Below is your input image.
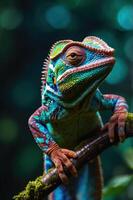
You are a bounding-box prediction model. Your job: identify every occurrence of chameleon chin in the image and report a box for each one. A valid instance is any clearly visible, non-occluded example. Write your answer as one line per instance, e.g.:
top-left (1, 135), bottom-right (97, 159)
top-left (28, 36), bottom-right (128, 200)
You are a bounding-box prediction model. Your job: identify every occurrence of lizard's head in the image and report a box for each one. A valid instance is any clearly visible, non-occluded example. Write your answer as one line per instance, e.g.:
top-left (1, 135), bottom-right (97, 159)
top-left (44, 36), bottom-right (115, 106)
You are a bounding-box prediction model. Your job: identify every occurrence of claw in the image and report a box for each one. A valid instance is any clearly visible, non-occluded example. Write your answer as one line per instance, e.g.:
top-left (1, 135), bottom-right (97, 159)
top-left (102, 112), bottom-right (127, 143)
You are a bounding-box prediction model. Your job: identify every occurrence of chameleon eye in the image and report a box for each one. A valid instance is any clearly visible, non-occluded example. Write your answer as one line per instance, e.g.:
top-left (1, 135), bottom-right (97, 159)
top-left (65, 46), bottom-right (86, 66)
top-left (69, 53), bottom-right (77, 58)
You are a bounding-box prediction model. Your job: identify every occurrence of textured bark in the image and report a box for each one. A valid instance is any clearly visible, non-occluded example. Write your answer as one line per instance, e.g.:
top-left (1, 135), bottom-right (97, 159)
top-left (13, 113), bottom-right (133, 200)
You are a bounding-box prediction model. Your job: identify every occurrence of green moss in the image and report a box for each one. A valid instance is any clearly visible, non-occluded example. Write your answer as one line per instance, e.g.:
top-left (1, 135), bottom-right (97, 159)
top-left (126, 113), bottom-right (133, 133)
top-left (13, 176), bottom-right (51, 200)
top-left (127, 113), bottom-right (133, 121)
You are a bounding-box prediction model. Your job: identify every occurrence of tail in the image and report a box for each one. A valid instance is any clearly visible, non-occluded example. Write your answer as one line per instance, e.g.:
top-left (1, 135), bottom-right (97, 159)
top-left (88, 156), bottom-right (104, 200)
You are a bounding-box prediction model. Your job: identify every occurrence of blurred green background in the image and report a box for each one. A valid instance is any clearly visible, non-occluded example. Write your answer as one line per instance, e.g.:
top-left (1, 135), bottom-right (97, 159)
top-left (0, 0), bottom-right (133, 199)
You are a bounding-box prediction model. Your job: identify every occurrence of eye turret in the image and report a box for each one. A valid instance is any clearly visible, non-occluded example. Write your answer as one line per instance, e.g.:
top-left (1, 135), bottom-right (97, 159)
top-left (65, 46), bottom-right (86, 66)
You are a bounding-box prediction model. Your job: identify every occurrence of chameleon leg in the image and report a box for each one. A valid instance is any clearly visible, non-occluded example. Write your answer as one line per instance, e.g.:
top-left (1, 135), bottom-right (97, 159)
top-left (44, 154), bottom-right (77, 200)
top-left (88, 156), bottom-right (103, 200)
top-left (43, 154), bottom-right (92, 200)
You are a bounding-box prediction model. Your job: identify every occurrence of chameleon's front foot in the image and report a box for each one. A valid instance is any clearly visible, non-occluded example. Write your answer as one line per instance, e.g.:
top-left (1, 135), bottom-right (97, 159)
top-left (47, 143), bottom-right (78, 184)
top-left (102, 112), bottom-right (128, 143)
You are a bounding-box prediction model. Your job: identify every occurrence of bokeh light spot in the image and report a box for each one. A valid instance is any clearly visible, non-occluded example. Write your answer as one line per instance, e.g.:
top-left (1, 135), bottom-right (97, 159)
top-left (0, 118), bottom-right (18, 143)
top-left (11, 80), bottom-right (37, 108)
top-left (45, 5), bottom-right (71, 29)
top-left (13, 146), bottom-right (41, 177)
top-left (0, 7), bottom-right (23, 30)
top-left (117, 5), bottom-right (133, 30)
top-left (124, 36), bottom-right (133, 62)
top-left (106, 59), bottom-right (128, 85)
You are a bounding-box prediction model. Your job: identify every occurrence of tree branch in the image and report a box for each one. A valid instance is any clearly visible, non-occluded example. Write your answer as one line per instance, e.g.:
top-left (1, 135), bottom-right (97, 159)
top-left (13, 113), bottom-right (133, 200)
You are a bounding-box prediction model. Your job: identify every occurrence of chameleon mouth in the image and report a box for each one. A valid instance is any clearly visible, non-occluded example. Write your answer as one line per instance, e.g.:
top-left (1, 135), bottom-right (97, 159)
top-left (57, 57), bottom-right (115, 83)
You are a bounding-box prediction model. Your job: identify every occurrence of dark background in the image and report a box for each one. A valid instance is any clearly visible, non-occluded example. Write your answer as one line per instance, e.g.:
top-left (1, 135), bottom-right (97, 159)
top-left (0, 0), bottom-right (133, 199)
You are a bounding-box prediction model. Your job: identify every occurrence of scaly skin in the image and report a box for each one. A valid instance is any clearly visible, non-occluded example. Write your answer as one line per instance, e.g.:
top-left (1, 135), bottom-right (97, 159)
top-left (28, 36), bottom-right (128, 200)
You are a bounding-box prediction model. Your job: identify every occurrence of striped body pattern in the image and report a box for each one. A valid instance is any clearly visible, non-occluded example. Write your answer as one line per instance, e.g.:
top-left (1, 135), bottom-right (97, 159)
top-left (28, 36), bottom-right (128, 200)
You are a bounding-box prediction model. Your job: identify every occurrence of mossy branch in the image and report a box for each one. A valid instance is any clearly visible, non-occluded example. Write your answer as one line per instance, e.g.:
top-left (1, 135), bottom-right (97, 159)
top-left (13, 113), bottom-right (133, 200)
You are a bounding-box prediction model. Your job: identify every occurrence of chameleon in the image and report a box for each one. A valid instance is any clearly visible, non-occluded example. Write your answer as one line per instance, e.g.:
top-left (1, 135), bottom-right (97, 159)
top-left (28, 36), bottom-right (128, 200)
